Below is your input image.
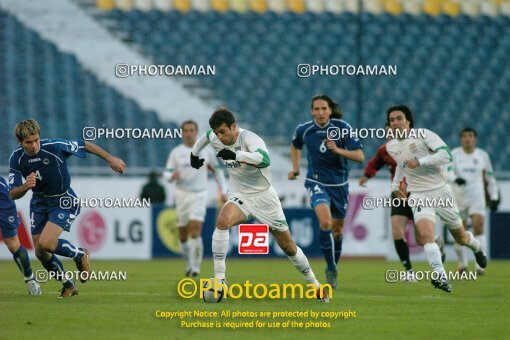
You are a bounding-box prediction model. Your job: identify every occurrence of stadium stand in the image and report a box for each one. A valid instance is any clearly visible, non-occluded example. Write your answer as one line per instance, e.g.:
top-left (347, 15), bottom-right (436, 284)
top-left (0, 9), bottom-right (180, 170)
top-left (1, 0), bottom-right (509, 172)
top-left (98, 4), bottom-right (510, 170)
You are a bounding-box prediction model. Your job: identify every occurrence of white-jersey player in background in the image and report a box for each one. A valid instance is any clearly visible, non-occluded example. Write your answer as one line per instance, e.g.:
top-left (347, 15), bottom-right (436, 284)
top-left (164, 120), bottom-right (228, 278)
top-left (385, 105), bottom-right (487, 293)
top-left (447, 127), bottom-right (499, 275)
top-left (191, 108), bottom-right (329, 302)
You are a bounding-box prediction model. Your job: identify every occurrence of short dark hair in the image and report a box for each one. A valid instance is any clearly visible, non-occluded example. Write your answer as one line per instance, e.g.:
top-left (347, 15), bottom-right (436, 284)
top-left (311, 94), bottom-right (343, 119)
top-left (460, 127), bottom-right (477, 137)
top-left (386, 104), bottom-right (414, 128)
top-left (209, 108), bottom-right (236, 130)
top-left (181, 120), bottom-right (198, 130)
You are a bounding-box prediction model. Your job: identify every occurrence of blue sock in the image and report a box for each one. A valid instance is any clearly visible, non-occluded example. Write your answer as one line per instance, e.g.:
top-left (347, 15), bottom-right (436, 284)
top-left (319, 230), bottom-right (336, 271)
top-left (13, 246), bottom-right (33, 281)
top-left (54, 239), bottom-right (84, 260)
top-left (334, 237), bottom-right (343, 265)
top-left (42, 254), bottom-right (74, 287)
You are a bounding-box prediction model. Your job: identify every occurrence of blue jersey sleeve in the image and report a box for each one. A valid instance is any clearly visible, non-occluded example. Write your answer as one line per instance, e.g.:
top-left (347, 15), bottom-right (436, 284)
top-left (291, 125), bottom-right (305, 150)
top-left (8, 151), bottom-right (23, 188)
top-left (341, 121), bottom-right (363, 150)
top-left (53, 139), bottom-right (87, 158)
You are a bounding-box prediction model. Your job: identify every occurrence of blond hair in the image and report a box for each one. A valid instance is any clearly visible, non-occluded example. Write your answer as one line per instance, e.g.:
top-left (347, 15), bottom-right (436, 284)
top-left (15, 119), bottom-right (40, 141)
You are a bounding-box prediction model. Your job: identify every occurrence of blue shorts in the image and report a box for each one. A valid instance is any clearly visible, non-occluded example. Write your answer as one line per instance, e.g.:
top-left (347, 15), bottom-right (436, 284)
top-left (0, 214), bottom-right (20, 238)
top-left (30, 189), bottom-right (80, 235)
top-left (305, 180), bottom-right (349, 219)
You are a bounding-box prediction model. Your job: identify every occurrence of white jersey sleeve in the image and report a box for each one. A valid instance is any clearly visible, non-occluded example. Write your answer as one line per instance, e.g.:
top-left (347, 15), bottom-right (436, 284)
top-left (235, 132), bottom-right (270, 168)
top-left (163, 148), bottom-right (178, 182)
top-left (386, 128), bottom-right (452, 192)
top-left (483, 150), bottom-right (499, 200)
top-left (206, 128), bottom-right (272, 195)
top-left (417, 130), bottom-right (452, 167)
top-left (191, 130), bottom-right (213, 157)
top-left (446, 147), bottom-right (463, 184)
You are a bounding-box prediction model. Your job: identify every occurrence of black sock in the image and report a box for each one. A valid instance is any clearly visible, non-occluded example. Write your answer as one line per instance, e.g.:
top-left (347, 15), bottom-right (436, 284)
top-left (334, 237), bottom-right (343, 265)
top-left (394, 238), bottom-right (412, 271)
top-left (12, 246), bottom-right (33, 280)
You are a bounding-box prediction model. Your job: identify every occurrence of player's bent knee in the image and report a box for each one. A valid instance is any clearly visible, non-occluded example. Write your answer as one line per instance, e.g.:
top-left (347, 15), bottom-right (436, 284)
top-left (38, 238), bottom-right (57, 253)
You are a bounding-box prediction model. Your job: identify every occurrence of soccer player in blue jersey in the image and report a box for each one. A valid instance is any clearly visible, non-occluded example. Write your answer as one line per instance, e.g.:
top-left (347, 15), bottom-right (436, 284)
top-left (9, 119), bottom-right (126, 298)
top-left (289, 95), bottom-right (364, 288)
top-left (1, 175), bottom-right (41, 295)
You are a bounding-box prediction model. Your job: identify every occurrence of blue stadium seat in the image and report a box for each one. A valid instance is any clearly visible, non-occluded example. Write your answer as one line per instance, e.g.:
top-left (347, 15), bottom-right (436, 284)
top-left (3, 7), bottom-right (509, 170)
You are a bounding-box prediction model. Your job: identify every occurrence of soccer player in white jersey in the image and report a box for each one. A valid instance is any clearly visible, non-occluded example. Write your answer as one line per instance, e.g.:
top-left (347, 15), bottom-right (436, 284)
top-left (447, 127), bottom-right (499, 275)
top-left (385, 105), bottom-right (487, 293)
top-left (164, 120), bottom-right (228, 278)
top-left (191, 108), bottom-right (329, 302)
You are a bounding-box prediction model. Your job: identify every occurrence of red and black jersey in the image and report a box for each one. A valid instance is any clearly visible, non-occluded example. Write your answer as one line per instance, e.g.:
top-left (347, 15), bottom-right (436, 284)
top-left (363, 143), bottom-right (397, 180)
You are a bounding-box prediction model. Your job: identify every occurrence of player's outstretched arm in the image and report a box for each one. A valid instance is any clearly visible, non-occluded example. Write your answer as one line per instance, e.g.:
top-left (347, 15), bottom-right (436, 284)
top-left (84, 141), bottom-right (126, 174)
top-left (9, 172), bottom-right (36, 200)
top-left (288, 144), bottom-right (301, 180)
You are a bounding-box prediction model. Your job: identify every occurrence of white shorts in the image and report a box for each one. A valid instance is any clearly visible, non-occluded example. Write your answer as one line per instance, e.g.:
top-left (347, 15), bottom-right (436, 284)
top-left (175, 188), bottom-right (207, 227)
top-left (227, 186), bottom-right (288, 232)
top-left (410, 184), bottom-right (463, 230)
top-left (455, 194), bottom-right (487, 220)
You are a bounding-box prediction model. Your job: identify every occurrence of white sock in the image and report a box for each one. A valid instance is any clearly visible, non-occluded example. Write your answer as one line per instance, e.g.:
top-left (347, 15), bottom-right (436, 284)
top-left (180, 241), bottom-right (190, 272)
top-left (212, 228), bottom-right (229, 280)
top-left (454, 242), bottom-right (468, 268)
top-left (465, 231), bottom-right (481, 253)
top-left (287, 246), bottom-right (320, 289)
top-left (424, 243), bottom-right (446, 278)
top-left (475, 234), bottom-right (486, 269)
top-left (189, 237), bottom-right (203, 273)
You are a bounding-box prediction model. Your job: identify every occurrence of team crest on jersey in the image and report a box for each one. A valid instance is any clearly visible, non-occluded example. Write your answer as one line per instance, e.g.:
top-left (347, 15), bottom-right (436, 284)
top-left (70, 141), bottom-right (79, 152)
top-left (8, 216), bottom-right (15, 223)
top-left (409, 143), bottom-right (417, 153)
top-left (58, 213), bottom-right (65, 219)
top-left (473, 159), bottom-right (478, 165)
top-left (43, 158), bottom-right (50, 165)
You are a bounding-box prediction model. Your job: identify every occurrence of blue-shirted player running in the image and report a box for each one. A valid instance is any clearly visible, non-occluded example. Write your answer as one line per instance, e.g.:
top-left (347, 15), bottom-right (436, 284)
top-left (9, 119), bottom-right (126, 298)
top-left (289, 95), bottom-right (364, 288)
top-left (1, 175), bottom-right (41, 295)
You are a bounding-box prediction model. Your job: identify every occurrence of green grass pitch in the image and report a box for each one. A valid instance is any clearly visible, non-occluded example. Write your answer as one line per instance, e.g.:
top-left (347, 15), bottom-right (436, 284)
top-left (1, 258), bottom-right (509, 339)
